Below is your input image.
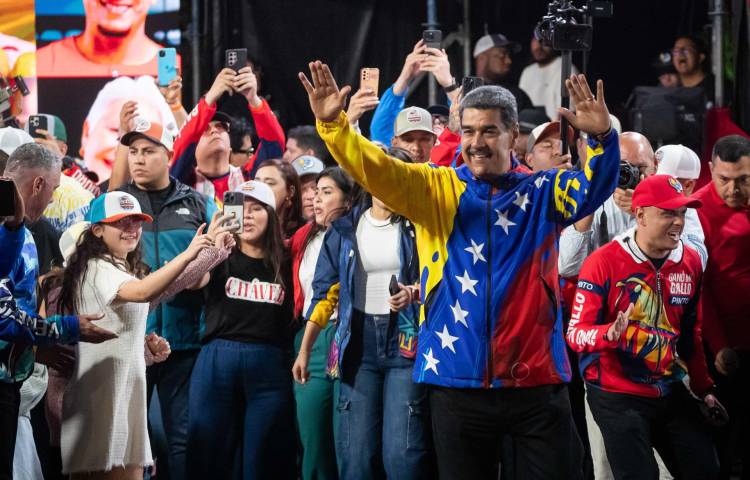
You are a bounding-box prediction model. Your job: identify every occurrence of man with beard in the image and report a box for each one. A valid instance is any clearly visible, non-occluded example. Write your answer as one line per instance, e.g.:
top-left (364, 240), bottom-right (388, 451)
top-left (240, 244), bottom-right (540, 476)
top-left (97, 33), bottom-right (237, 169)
top-left (473, 34), bottom-right (532, 113)
top-left (520, 37), bottom-right (579, 121)
top-left (37, 0), bottom-right (175, 77)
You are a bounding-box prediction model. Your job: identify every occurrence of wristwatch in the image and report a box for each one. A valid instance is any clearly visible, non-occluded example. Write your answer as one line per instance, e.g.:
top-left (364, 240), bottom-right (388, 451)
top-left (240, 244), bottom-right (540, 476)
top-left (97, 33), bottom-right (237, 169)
top-left (443, 79), bottom-right (459, 94)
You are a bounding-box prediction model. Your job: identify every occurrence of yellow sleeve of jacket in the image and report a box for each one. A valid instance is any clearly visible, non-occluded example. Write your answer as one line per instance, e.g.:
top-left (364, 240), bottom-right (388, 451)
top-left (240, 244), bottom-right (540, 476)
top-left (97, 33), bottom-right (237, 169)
top-left (307, 282), bottom-right (340, 329)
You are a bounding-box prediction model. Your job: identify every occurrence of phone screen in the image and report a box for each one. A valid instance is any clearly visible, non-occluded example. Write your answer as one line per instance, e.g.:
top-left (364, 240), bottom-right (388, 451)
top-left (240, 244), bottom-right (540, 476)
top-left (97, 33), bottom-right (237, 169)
top-left (0, 180), bottom-right (16, 217)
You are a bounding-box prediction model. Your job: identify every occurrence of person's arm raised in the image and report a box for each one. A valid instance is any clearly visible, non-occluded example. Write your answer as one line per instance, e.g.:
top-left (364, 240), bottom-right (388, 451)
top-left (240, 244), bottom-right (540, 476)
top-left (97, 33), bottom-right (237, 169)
top-left (116, 225), bottom-right (213, 303)
top-left (551, 74), bottom-right (619, 225)
top-left (299, 60), bottom-right (452, 225)
top-left (108, 101), bottom-right (138, 191)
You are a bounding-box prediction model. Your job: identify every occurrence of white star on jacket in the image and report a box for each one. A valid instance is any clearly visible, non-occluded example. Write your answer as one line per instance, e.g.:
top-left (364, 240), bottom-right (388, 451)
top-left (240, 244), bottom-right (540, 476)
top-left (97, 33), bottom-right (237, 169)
top-left (455, 270), bottom-right (479, 296)
top-left (494, 209), bottom-right (516, 234)
top-left (450, 299), bottom-right (469, 327)
top-left (513, 191), bottom-right (531, 212)
top-left (436, 325), bottom-right (459, 353)
top-left (464, 239), bottom-right (486, 264)
top-left (423, 348), bottom-right (440, 374)
top-left (534, 176), bottom-right (550, 189)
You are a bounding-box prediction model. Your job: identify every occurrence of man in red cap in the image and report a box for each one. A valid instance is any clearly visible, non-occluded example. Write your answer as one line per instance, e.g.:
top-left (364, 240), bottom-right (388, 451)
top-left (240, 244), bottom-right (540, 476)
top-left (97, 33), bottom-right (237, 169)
top-left (566, 174), bottom-right (725, 480)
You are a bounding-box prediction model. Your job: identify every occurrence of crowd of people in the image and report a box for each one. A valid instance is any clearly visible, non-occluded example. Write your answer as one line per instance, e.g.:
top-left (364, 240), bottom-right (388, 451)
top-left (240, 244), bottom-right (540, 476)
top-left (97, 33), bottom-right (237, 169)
top-left (0, 27), bottom-right (748, 480)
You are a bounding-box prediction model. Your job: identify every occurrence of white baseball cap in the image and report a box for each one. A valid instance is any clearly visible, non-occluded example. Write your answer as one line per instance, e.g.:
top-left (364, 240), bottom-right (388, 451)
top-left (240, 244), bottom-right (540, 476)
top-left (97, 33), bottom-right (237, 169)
top-left (292, 155), bottom-right (325, 178)
top-left (59, 221), bottom-right (91, 265)
top-left (0, 127), bottom-right (33, 156)
top-left (473, 33), bottom-right (521, 58)
top-left (120, 117), bottom-right (175, 152)
top-left (234, 180), bottom-right (276, 210)
top-left (394, 107), bottom-right (435, 137)
top-left (655, 144), bottom-right (701, 180)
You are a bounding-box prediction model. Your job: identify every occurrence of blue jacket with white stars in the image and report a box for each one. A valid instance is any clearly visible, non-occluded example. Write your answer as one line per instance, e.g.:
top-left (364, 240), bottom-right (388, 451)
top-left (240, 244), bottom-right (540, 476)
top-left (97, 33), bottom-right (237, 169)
top-left (316, 111), bottom-right (620, 389)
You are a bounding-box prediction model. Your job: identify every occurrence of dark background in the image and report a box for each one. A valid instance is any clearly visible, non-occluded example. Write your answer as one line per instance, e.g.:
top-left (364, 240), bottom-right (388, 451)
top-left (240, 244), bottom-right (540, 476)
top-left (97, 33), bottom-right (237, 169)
top-left (184, 0), bottom-right (715, 134)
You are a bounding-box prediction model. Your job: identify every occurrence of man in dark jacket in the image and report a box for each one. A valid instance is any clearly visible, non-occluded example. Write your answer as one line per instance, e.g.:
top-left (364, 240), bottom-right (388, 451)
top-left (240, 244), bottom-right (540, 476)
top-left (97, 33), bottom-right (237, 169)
top-left (116, 118), bottom-right (218, 480)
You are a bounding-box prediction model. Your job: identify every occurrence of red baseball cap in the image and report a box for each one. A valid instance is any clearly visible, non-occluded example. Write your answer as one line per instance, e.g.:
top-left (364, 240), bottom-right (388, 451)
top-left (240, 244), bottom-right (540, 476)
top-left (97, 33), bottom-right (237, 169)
top-left (632, 175), bottom-right (703, 211)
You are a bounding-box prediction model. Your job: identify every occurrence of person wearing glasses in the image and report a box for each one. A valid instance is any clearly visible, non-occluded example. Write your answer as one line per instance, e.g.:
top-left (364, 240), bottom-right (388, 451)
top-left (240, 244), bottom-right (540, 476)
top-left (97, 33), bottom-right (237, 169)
top-left (671, 36), bottom-right (713, 100)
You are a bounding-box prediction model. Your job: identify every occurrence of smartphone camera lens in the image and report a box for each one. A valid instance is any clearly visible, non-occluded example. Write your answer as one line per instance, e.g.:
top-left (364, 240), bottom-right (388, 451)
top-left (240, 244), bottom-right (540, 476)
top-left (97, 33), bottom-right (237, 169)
top-left (159, 50), bottom-right (165, 57)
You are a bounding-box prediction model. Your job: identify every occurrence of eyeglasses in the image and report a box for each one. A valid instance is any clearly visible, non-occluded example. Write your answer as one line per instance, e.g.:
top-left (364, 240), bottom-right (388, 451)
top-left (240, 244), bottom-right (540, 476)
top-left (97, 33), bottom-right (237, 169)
top-left (671, 47), bottom-right (696, 57)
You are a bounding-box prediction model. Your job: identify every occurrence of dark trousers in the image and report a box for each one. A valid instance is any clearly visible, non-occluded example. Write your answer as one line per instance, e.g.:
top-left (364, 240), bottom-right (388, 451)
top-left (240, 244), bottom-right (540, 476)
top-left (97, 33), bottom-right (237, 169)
top-left (186, 339), bottom-right (296, 480)
top-left (587, 384), bottom-right (719, 480)
top-left (429, 383), bottom-right (582, 480)
top-left (146, 349), bottom-right (197, 480)
top-left (712, 350), bottom-right (750, 480)
top-left (0, 382), bottom-right (20, 480)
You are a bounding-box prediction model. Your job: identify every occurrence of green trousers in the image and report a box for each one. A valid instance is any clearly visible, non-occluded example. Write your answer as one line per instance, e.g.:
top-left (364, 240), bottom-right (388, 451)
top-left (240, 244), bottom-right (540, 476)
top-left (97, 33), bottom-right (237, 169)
top-left (294, 324), bottom-right (339, 480)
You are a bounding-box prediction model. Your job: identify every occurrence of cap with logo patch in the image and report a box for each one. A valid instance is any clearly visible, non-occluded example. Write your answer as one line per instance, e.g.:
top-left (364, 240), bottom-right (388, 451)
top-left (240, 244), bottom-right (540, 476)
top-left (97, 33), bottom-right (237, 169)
top-left (87, 192), bottom-right (153, 224)
top-left (394, 106), bottom-right (435, 137)
top-left (293, 155), bottom-right (325, 178)
top-left (655, 144), bottom-right (701, 180)
top-left (632, 175), bottom-right (702, 211)
top-left (0, 127), bottom-right (33, 156)
top-left (120, 117), bottom-right (174, 152)
top-left (234, 180), bottom-right (276, 211)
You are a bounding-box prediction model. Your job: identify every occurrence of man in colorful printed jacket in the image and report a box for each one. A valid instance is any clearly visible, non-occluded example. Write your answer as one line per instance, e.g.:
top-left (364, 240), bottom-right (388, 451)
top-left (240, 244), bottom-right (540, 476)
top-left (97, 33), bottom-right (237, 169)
top-left (300, 60), bottom-right (619, 479)
top-left (170, 65), bottom-right (285, 206)
top-left (567, 174), bottom-right (724, 480)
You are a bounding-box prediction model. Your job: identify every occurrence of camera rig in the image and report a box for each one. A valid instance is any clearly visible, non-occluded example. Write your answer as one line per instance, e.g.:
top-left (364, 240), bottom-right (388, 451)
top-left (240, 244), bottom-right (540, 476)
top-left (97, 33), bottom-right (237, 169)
top-left (0, 75), bottom-right (30, 129)
top-left (535, 1), bottom-right (612, 157)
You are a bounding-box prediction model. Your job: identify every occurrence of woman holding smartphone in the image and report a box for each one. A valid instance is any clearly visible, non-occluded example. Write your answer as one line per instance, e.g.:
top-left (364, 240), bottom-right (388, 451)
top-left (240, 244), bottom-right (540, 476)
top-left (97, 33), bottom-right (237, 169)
top-left (187, 180), bottom-right (298, 480)
top-left (293, 149), bottom-right (429, 479)
top-left (290, 167), bottom-right (354, 480)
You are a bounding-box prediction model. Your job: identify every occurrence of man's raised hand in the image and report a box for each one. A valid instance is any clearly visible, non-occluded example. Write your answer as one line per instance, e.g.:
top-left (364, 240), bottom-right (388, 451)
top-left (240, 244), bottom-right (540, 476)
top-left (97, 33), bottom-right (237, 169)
top-left (299, 61), bottom-right (351, 123)
top-left (606, 303), bottom-right (633, 342)
top-left (559, 74), bottom-right (611, 137)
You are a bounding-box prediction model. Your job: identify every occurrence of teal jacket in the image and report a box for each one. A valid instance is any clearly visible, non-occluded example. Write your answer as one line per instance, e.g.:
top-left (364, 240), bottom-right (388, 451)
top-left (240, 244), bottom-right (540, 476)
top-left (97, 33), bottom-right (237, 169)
top-left (117, 178), bottom-right (217, 350)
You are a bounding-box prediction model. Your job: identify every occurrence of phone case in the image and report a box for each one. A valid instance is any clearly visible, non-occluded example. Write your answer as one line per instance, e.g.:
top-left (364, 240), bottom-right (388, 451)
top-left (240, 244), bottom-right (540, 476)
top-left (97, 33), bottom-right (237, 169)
top-left (423, 30), bottom-right (443, 49)
top-left (157, 48), bottom-right (178, 87)
top-left (223, 192), bottom-right (244, 232)
top-left (360, 68), bottom-right (380, 94)
top-left (27, 115), bottom-right (48, 139)
top-left (225, 49), bottom-right (248, 72)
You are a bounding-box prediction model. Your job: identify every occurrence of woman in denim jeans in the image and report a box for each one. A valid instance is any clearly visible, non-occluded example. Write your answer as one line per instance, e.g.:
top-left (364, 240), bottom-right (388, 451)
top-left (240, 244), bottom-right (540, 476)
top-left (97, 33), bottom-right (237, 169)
top-left (293, 148), bottom-right (430, 479)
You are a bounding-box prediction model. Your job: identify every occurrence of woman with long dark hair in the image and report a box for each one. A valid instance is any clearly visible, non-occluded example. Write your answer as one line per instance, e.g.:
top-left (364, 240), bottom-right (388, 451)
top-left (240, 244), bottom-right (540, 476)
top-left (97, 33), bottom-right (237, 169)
top-left (254, 158), bottom-right (305, 238)
top-left (289, 167), bottom-right (354, 480)
top-left (186, 180), bottom-right (298, 480)
top-left (56, 191), bottom-right (221, 480)
top-left (293, 148), bottom-right (429, 479)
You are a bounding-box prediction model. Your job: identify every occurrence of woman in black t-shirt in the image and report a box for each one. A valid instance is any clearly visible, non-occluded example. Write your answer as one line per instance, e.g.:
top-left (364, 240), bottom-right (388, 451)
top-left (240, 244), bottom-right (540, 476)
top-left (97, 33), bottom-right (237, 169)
top-left (186, 180), bottom-right (298, 480)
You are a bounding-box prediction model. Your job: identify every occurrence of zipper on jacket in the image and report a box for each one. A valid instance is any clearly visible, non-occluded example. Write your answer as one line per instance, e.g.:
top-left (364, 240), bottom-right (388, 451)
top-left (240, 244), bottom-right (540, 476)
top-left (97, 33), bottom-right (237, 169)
top-left (485, 191), bottom-right (493, 387)
top-left (654, 268), bottom-right (664, 373)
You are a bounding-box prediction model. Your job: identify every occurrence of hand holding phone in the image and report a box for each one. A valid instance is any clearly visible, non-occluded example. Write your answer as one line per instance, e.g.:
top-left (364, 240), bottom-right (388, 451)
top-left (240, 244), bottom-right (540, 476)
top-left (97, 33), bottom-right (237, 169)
top-left (222, 192), bottom-right (244, 233)
top-left (0, 178), bottom-right (22, 222)
top-left (225, 48), bottom-right (248, 73)
top-left (360, 68), bottom-right (380, 94)
top-left (157, 48), bottom-right (178, 87)
top-left (27, 115), bottom-right (49, 139)
top-left (389, 275), bottom-right (400, 296)
top-left (422, 30), bottom-right (443, 50)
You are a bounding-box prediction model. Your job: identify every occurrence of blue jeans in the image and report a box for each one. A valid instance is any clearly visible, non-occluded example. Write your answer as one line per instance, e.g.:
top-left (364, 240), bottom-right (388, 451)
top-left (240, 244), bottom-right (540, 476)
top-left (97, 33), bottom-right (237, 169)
top-left (337, 311), bottom-right (429, 480)
top-left (186, 340), bottom-right (296, 480)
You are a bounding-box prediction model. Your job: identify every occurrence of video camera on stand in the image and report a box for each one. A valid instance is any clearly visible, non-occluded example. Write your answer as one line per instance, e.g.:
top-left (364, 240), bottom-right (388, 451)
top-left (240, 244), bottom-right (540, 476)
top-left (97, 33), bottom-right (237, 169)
top-left (0, 75), bottom-right (30, 129)
top-left (535, 1), bottom-right (612, 160)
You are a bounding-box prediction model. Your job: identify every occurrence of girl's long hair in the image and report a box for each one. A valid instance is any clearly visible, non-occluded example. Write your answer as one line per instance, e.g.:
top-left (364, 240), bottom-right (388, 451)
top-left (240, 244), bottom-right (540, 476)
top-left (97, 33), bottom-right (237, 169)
top-left (56, 227), bottom-right (149, 315)
top-left (302, 166), bottom-right (355, 252)
top-left (237, 203), bottom-right (289, 287)
top-left (254, 158), bottom-right (304, 238)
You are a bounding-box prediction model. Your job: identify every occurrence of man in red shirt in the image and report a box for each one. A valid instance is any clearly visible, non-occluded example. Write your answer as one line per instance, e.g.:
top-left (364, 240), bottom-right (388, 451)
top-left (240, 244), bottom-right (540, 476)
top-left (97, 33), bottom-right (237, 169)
top-left (692, 134), bottom-right (750, 479)
top-left (169, 66), bottom-right (285, 207)
top-left (567, 174), bottom-right (725, 480)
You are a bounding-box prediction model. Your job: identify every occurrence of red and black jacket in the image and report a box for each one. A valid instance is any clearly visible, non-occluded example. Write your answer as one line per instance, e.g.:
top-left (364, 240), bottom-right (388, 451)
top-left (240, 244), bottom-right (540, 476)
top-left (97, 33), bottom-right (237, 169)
top-left (566, 227), bottom-right (714, 398)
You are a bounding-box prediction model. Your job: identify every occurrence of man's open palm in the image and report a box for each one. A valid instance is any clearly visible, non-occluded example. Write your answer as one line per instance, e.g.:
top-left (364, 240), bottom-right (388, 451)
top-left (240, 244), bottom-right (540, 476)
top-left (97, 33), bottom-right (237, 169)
top-left (299, 61), bottom-right (351, 123)
top-left (559, 74), bottom-right (611, 137)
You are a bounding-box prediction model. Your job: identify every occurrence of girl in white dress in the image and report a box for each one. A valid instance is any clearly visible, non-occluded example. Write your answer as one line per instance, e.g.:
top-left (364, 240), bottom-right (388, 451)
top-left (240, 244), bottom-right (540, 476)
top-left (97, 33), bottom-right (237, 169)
top-left (55, 192), bottom-right (225, 480)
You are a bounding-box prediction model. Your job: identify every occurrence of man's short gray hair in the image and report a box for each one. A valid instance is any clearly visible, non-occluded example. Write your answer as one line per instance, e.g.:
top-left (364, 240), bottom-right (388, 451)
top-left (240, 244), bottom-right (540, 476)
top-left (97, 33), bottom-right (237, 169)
top-left (459, 85), bottom-right (518, 131)
top-left (4, 143), bottom-right (61, 175)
